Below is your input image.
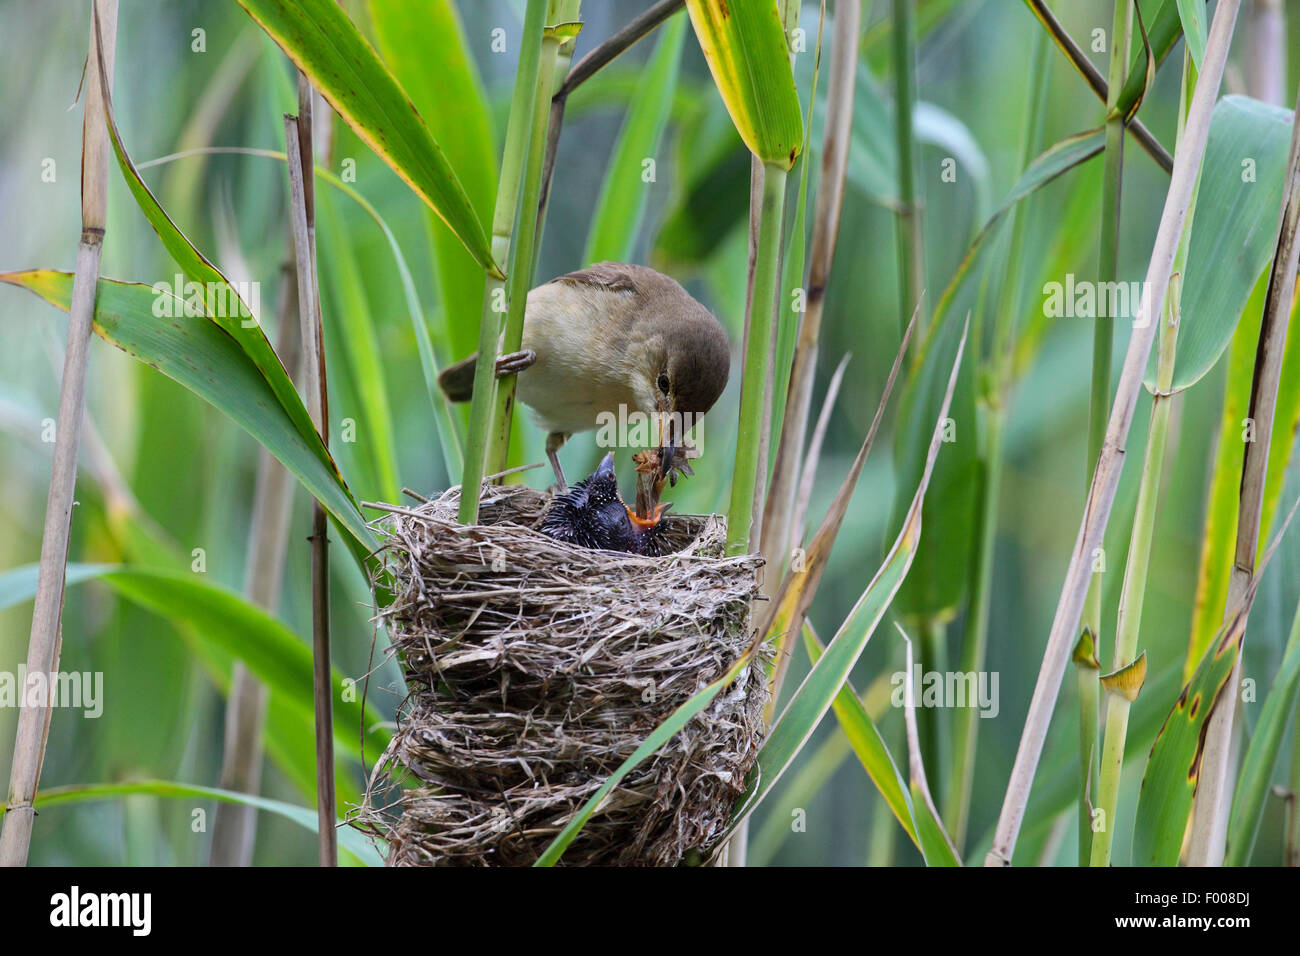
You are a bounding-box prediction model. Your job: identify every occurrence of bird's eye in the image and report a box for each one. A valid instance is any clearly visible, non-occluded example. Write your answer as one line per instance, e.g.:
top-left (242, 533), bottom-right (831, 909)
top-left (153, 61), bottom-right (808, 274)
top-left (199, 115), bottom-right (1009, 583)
top-left (657, 372), bottom-right (671, 394)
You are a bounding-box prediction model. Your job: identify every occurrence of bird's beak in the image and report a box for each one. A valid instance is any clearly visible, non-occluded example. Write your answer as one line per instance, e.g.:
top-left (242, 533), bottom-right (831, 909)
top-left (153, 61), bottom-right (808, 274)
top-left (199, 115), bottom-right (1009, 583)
top-left (656, 399), bottom-right (678, 482)
top-left (659, 441), bottom-right (676, 482)
top-left (626, 500), bottom-right (670, 528)
top-left (596, 451), bottom-right (616, 481)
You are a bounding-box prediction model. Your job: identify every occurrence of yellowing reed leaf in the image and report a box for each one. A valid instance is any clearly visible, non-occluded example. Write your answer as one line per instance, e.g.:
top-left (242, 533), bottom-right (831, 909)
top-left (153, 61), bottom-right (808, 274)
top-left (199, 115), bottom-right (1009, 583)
top-left (1072, 630), bottom-right (1101, 669)
top-left (1100, 651), bottom-right (1147, 702)
top-left (684, 0), bottom-right (803, 168)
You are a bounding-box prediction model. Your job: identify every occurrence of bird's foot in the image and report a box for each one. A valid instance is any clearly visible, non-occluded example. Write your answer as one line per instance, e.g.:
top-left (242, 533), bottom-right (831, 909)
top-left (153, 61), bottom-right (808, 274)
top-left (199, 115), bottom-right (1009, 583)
top-left (495, 349), bottom-right (537, 376)
top-left (546, 452), bottom-right (568, 494)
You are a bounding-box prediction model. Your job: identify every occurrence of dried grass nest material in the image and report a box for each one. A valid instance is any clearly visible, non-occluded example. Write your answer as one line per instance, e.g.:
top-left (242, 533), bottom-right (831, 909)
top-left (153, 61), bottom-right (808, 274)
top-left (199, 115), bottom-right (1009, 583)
top-left (355, 482), bottom-right (767, 867)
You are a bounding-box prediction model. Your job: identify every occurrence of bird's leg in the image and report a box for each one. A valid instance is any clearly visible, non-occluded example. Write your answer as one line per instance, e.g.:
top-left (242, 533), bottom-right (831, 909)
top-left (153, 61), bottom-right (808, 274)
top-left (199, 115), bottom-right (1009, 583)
top-left (494, 349), bottom-right (536, 376)
top-left (545, 431), bottom-right (570, 492)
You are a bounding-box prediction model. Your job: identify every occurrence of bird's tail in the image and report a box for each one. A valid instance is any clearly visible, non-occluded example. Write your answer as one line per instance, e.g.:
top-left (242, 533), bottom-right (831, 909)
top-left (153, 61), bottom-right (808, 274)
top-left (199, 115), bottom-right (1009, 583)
top-left (437, 353), bottom-right (478, 402)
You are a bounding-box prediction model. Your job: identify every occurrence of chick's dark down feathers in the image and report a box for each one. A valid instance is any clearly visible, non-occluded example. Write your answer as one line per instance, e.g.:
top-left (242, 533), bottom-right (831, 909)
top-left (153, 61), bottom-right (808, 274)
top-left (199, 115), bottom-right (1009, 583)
top-left (540, 455), bottom-right (666, 557)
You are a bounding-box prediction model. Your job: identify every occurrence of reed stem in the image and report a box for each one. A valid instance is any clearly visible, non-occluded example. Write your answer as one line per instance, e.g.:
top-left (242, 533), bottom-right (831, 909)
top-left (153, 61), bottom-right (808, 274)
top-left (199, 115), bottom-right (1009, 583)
top-left (0, 0), bottom-right (117, 867)
top-left (1076, 0), bottom-right (1131, 865)
top-left (209, 259), bottom-right (301, 866)
top-left (1190, 74), bottom-right (1300, 867)
top-left (284, 80), bottom-right (336, 865)
top-left (727, 164), bottom-right (788, 556)
top-left (1089, 43), bottom-right (1201, 867)
top-left (1073, 639), bottom-right (1100, 859)
top-left (487, 0), bottom-right (579, 478)
top-left (945, 13), bottom-right (1051, 852)
top-left (458, 0), bottom-right (548, 523)
top-left (1090, 277), bottom-right (1180, 866)
top-left (985, 0), bottom-right (1242, 866)
top-left (1245, 0), bottom-right (1287, 107)
top-left (539, 0), bottom-right (680, 230)
top-left (762, 0), bottom-right (846, 586)
top-left (892, 0), bottom-right (923, 335)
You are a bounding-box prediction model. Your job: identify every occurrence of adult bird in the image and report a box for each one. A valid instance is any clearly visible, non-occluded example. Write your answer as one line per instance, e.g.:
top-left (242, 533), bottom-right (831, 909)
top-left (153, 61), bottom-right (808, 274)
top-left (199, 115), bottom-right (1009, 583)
top-left (438, 262), bottom-right (731, 490)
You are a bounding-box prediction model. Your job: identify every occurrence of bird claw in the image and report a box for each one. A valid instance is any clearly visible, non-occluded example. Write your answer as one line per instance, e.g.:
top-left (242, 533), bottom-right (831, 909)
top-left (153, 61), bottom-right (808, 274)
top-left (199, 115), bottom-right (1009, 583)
top-left (495, 349), bottom-right (537, 376)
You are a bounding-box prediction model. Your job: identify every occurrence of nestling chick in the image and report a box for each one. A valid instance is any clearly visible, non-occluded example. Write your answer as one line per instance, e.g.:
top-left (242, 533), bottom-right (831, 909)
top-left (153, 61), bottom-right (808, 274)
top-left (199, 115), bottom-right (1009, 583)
top-left (539, 453), bottom-right (668, 557)
top-left (438, 262), bottom-right (730, 490)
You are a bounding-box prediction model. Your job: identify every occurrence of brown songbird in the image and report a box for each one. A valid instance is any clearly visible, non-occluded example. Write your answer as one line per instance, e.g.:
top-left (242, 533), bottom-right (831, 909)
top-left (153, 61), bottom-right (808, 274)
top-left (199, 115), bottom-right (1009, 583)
top-left (438, 262), bottom-right (731, 490)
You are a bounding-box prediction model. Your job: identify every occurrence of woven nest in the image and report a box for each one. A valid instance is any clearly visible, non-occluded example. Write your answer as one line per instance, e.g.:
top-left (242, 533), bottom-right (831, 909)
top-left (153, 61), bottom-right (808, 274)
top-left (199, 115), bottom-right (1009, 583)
top-left (355, 481), bottom-right (767, 866)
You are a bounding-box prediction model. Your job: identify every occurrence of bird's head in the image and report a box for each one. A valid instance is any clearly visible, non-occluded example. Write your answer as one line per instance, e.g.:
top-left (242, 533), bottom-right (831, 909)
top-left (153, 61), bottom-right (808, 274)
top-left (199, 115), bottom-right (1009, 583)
top-left (540, 452), bottom-right (629, 550)
top-left (593, 452), bottom-right (668, 548)
top-left (636, 297), bottom-right (731, 474)
top-left (584, 451), bottom-right (628, 521)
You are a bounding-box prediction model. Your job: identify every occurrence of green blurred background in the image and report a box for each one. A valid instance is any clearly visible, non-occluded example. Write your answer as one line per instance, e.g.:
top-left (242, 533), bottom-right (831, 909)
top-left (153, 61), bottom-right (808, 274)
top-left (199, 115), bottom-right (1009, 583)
top-left (1, 0), bottom-right (1298, 865)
